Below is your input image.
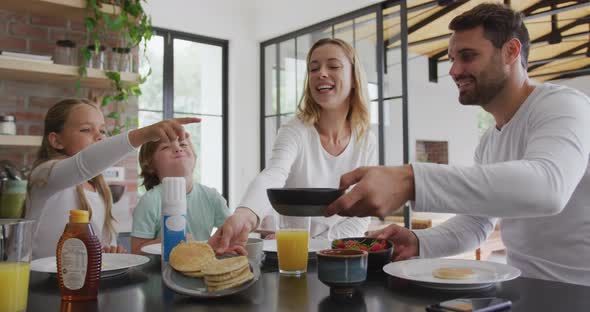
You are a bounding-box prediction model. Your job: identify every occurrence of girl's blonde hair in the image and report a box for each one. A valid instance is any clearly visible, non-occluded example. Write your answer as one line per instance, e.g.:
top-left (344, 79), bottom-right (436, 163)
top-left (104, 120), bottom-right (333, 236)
top-left (138, 138), bottom-right (196, 191)
top-left (297, 38), bottom-right (370, 140)
top-left (29, 98), bottom-right (116, 243)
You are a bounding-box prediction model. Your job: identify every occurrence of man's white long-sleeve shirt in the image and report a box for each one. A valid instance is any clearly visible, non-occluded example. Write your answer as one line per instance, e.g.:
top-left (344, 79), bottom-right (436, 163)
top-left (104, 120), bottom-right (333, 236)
top-left (412, 83), bottom-right (590, 286)
top-left (239, 117), bottom-right (377, 239)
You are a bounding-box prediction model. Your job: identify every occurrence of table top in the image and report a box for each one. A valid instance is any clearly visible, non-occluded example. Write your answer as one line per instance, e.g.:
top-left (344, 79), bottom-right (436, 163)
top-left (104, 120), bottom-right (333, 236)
top-left (28, 255), bottom-right (590, 312)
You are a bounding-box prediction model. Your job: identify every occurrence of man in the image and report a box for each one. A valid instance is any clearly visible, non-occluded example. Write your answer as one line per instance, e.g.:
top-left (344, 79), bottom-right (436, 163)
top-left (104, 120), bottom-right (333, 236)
top-left (325, 3), bottom-right (590, 286)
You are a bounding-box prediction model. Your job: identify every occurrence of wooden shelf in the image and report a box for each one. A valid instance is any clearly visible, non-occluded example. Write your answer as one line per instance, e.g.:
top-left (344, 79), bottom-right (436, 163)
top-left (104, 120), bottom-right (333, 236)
top-left (0, 0), bottom-right (120, 20)
top-left (0, 135), bottom-right (42, 147)
top-left (0, 58), bottom-right (140, 89)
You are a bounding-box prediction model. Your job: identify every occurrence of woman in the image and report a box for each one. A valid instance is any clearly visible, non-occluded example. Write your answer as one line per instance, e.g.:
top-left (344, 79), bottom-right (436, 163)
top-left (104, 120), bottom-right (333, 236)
top-left (210, 38), bottom-right (377, 254)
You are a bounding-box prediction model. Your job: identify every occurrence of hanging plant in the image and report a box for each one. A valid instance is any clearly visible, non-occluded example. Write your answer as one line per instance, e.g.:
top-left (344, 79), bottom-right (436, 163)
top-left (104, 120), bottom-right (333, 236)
top-left (80, 0), bottom-right (153, 135)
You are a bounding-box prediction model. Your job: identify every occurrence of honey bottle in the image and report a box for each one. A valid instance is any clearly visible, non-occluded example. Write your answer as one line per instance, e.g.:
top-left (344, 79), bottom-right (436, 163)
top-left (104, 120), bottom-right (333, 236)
top-left (56, 209), bottom-right (102, 301)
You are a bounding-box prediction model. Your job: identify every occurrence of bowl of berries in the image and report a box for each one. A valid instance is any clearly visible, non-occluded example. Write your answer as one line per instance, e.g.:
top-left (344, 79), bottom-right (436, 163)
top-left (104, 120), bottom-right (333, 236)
top-left (332, 237), bottom-right (394, 272)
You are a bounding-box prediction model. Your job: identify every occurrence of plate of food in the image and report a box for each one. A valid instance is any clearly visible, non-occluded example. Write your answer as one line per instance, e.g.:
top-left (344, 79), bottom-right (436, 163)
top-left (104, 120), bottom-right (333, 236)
top-left (162, 241), bottom-right (260, 297)
top-left (266, 188), bottom-right (344, 216)
top-left (382, 258), bottom-right (521, 290)
top-left (31, 253), bottom-right (150, 278)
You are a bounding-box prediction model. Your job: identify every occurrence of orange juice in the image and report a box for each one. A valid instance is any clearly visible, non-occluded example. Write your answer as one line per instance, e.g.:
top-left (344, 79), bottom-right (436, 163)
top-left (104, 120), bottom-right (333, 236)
top-left (0, 262), bottom-right (30, 312)
top-left (276, 229), bottom-right (309, 274)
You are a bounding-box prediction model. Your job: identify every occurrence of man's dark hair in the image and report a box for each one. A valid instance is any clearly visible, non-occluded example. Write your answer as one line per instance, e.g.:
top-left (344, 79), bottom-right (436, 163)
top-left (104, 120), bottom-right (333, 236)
top-left (449, 3), bottom-right (530, 69)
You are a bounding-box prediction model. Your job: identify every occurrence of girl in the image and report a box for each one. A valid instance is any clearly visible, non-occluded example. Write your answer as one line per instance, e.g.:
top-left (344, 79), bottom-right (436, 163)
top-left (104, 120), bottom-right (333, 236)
top-left (130, 136), bottom-right (230, 254)
top-left (26, 99), bottom-right (199, 259)
top-left (210, 38), bottom-right (377, 254)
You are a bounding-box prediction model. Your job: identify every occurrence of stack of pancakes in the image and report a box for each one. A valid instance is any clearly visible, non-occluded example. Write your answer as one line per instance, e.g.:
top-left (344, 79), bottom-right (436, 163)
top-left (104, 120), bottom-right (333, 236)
top-left (202, 256), bottom-right (254, 291)
top-left (169, 241), bottom-right (254, 291)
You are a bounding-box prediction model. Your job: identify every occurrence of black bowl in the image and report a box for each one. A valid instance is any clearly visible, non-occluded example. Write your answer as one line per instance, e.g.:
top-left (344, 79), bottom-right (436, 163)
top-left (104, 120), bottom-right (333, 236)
top-left (331, 237), bottom-right (394, 272)
top-left (266, 188), bottom-right (344, 216)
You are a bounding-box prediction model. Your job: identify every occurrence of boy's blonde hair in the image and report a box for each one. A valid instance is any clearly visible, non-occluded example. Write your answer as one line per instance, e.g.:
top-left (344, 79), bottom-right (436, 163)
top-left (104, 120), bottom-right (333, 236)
top-left (297, 38), bottom-right (370, 141)
top-left (29, 98), bottom-right (115, 243)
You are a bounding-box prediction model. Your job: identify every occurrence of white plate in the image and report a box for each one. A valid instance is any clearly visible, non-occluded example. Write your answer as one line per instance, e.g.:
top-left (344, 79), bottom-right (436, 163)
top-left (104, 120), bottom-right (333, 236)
top-left (262, 239), bottom-right (331, 253)
top-left (141, 243), bottom-right (162, 255)
top-left (383, 259), bottom-right (521, 290)
top-left (31, 253), bottom-right (150, 278)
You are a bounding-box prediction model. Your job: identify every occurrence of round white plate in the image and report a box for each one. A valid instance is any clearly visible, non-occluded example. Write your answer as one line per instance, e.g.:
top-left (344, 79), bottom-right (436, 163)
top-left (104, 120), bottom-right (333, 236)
top-left (31, 253), bottom-right (150, 278)
top-left (141, 243), bottom-right (162, 255)
top-left (262, 238), bottom-right (331, 253)
top-left (383, 258), bottom-right (521, 290)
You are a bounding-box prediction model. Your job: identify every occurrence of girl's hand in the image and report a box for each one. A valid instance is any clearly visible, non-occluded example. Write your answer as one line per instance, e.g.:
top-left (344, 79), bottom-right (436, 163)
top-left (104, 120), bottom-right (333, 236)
top-left (128, 117), bottom-right (201, 148)
top-left (103, 245), bottom-right (128, 253)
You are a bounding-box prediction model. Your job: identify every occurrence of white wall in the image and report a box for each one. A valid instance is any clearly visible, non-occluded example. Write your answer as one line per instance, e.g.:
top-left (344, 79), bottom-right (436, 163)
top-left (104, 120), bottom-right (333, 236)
top-left (144, 0), bottom-right (259, 208)
top-left (408, 57), bottom-right (480, 165)
top-left (254, 0), bottom-right (382, 41)
top-left (554, 76), bottom-right (590, 97)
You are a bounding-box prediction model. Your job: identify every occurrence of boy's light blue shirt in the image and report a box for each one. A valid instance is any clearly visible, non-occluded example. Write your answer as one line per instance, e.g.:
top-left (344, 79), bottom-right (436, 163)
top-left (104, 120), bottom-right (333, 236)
top-left (131, 183), bottom-right (230, 242)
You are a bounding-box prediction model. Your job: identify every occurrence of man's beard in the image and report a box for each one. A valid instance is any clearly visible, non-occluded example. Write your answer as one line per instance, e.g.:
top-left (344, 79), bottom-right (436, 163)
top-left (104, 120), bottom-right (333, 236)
top-left (458, 57), bottom-right (507, 106)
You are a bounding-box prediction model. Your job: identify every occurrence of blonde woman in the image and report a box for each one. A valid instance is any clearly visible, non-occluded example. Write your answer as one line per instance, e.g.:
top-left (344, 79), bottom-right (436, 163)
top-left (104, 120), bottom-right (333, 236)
top-left (210, 38), bottom-right (377, 254)
top-left (26, 99), bottom-right (199, 259)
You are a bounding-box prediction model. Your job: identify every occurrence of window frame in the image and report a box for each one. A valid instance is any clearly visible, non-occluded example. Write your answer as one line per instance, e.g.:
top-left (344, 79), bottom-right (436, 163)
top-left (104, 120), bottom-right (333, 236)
top-left (140, 27), bottom-right (229, 200)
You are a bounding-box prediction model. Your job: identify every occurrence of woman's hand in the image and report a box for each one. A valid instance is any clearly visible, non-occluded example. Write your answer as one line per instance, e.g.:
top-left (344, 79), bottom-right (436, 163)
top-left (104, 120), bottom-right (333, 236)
top-left (208, 208), bottom-right (258, 255)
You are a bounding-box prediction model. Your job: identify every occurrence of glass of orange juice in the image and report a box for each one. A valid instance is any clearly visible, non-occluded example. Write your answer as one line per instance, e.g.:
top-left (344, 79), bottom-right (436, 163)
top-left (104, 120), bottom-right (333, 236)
top-left (0, 219), bottom-right (35, 312)
top-left (276, 216), bottom-right (310, 276)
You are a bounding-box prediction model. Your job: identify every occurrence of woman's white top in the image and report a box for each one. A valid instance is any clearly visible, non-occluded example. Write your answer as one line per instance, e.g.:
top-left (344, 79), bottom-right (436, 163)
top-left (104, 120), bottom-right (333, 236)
top-left (239, 117), bottom-right (377, 239)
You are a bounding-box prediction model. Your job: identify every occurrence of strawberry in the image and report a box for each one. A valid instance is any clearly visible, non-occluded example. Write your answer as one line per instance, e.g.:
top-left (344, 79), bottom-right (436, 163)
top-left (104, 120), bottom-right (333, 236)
top-left (345, 240), bottom-right (358, 247)
top-left (370, 243), bottom-right (383, 252)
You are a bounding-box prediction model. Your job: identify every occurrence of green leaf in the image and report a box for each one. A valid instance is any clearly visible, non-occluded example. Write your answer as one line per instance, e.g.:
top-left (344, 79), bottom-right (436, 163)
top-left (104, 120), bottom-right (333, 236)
top-left (78, 66), bottom-right (87, 77)
top-left (81, 47), bottom-right (91, 62)
top-left (105, 71), bottom-right (121, 82)
top-left (101, 95), bottom-right (115, 107)
top-left (94, 39), bottom-right (101, 53)
top-left (129, 85), bottom-right (142, 96)
top-left (126, 3), bottom-right (142, 17)
top-left (110, 15), bottom-right (126, 31)
top-left (84, 17), bottom-right (97, 32)
top-left (107, 111), bottom-right (120, 119)
top-left (87, 0), bottom-right (98, 10)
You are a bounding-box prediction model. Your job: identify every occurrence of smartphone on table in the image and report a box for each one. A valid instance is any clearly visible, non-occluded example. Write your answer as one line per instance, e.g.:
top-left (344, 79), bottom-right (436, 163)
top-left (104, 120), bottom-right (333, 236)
top-left (426, 297), bottom-right (512, 312)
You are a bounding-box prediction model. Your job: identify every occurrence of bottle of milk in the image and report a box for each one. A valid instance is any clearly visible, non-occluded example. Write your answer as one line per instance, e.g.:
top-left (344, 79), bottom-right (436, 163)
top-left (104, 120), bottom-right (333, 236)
top-left (161, 177), bottom-right (187, 264)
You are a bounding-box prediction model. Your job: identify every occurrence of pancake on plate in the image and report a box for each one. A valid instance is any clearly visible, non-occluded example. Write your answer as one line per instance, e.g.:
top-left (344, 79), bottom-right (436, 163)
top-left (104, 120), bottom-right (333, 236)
top-left (169, 241), bottom-right (215, 273)
top-left (432, 267), bottom-right (477, 280)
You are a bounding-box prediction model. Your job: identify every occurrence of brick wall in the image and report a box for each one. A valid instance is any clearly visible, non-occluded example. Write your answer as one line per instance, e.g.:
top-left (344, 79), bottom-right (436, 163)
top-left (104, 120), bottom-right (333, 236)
top-left (0, 9), bottom-right (139, 232)
top-left (416, 140), bottom-right (448, 164)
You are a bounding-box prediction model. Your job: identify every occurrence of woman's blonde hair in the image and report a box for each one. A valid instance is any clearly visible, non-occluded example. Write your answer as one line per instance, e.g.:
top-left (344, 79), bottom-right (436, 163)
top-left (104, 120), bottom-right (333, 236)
top-left (297, 38), bottom-right (370, 140)
top-left (138, 138), bottom-right (196, 191)
top-left (29, 98), bottom-right (116, 243)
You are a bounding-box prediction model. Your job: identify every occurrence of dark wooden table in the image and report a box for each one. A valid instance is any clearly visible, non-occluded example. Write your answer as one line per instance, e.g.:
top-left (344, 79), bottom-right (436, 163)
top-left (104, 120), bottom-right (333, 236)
top-left (27, 255), bottom-right (590, 312)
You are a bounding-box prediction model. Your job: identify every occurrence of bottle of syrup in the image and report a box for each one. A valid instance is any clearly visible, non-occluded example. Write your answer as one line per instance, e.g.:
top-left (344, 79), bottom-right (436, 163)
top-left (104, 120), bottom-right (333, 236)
top-left (56, 209), bottom-right (102, 301)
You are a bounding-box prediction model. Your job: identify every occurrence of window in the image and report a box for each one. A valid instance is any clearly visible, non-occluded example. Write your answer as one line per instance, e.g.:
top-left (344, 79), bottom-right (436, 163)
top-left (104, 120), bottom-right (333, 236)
top-left (260, 2), bottom-right (409, 168)
top-left (139, 28), bottom-right (228, 199)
